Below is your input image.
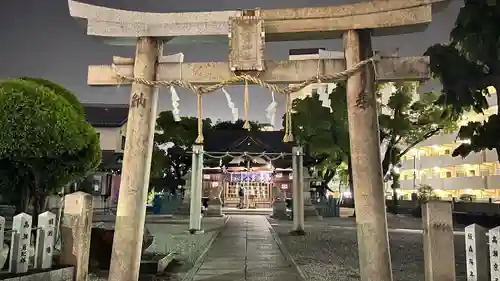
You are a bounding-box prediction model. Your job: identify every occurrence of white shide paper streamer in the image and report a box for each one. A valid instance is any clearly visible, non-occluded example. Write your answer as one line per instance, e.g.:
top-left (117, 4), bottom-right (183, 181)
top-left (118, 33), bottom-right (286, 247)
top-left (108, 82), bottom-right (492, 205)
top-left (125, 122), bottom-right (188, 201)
top-left (317, 49), bottom-right (343, 113)
top-left (266, 92), bottom-right (278, 128)
top-left (170, 86), bottom-right (181, 121)
top-left (163, 52), bottom-right (185, 122)
top-left (317, 86), bottom-right (333, 113)
top-left (221, 88), bottom-right (239, 122)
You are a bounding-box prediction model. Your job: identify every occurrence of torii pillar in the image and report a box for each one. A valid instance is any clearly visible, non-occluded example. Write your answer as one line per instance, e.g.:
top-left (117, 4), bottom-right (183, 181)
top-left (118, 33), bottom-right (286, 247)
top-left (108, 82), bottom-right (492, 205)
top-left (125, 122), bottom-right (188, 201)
top-left (344, 30), bottom-right (392, 281)
top-left (108, 38), bottom-right (162, 281)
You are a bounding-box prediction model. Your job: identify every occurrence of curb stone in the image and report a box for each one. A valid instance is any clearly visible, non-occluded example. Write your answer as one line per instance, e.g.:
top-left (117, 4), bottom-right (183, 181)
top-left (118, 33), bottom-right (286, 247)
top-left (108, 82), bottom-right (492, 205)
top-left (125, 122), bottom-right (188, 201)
top-left (181, 215), bottom-right (231, 281)
top-left (265, 217), bottom-right (308, 281)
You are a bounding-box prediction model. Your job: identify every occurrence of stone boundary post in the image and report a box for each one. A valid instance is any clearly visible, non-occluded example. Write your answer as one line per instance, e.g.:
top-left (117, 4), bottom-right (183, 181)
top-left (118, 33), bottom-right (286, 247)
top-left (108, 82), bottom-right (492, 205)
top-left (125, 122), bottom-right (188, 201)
top-left (59, 192), bottom-right (93, 281)
top-left (422, 201), bottom-right (455, 281)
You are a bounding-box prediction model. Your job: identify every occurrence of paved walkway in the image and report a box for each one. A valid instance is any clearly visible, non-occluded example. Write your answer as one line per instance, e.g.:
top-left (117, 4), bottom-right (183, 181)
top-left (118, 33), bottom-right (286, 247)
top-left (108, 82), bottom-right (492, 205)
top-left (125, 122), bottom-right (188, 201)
top-left (193, 215), bottom-right (303, 281)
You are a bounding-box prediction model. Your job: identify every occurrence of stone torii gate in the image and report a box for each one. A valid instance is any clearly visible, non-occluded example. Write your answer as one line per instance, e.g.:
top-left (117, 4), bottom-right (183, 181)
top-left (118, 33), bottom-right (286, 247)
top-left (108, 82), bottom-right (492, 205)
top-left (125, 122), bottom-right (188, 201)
top-left (68, 1), bottom-right (448, 281)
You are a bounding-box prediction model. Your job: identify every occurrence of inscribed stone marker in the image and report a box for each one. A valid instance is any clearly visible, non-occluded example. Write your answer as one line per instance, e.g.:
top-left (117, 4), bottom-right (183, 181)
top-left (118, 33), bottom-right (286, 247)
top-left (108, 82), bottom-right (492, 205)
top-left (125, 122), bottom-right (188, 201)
top-left (0, 216), bottom-right (7, 270)
top-left (35, 211), bottom-right (56, 269)
top-left (489, 227), bottom-right (500, 281)
top-left (60, 192), bottom-right (93, 281)
top-left (11, 213), bottom-right (32, 273)
top-left (465, 224), bottom-right (488, 281)
top-left (0, 216), bottom-right (4, 247)
top-left (422, 201), bottom-right (455, 281)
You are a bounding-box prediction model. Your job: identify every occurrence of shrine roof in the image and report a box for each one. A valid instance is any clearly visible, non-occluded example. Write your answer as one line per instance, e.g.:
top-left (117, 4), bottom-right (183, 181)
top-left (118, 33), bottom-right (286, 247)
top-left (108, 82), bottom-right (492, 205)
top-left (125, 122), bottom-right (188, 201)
top-left (203, 130), bottom-right (293, 154)
top-left (83, 103), bottom-right (129, 127)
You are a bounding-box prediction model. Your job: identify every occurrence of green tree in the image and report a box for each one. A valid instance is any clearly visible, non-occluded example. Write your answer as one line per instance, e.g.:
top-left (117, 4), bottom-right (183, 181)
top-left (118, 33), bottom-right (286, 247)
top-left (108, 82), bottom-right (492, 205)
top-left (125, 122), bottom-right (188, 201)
top-left (0, 78), bottom-right (101, 217)
top-left (151, 111), bottom-right (211, 193)
top-left (290, 83), bottom-right (456, 212)
top-left (425, 0), bottom-right (500, 160)
top-left (289, 84), bottom-right (351, 197)
top-left (379, 82), bottom-right (457, 212)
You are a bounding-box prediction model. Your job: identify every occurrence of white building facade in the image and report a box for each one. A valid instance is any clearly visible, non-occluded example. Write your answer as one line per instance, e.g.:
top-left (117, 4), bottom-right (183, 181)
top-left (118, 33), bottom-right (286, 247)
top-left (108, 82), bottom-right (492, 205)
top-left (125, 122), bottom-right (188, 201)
top-left (398, 93), bottom-right (499, 200)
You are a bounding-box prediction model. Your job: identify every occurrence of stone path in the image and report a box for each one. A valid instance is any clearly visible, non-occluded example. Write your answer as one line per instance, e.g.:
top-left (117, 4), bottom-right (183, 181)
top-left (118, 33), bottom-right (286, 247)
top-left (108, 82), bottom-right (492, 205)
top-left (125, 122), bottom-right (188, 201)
top-left (192, 215), bottom-right (303, 281)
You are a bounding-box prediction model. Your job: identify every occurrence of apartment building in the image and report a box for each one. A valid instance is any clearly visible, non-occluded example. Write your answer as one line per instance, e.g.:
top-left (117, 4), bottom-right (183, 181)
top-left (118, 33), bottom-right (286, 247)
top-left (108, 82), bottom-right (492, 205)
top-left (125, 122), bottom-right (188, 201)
top-left (398, 92), bottom-right (499, 200)
top-left (289, 48), bottom-right (500, 200)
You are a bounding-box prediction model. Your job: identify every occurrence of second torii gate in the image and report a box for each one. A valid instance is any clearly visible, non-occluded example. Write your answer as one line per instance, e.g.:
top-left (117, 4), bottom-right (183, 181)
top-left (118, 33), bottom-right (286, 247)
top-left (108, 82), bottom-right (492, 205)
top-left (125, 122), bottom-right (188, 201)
top-left (68, 1), bottom-right (449, 281)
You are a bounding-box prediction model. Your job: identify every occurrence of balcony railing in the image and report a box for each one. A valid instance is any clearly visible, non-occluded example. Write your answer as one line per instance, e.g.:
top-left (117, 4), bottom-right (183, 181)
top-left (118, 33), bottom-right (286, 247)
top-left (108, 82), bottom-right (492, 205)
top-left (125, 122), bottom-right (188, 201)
top-left (400, 152), bottom-right (484, 170)
top-left (400, 175), bottom-right (491, 190)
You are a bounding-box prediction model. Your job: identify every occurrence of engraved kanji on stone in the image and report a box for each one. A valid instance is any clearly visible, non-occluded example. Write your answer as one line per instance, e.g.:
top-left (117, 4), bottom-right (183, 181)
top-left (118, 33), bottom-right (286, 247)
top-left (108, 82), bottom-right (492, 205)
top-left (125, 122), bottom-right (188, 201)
top-left (470, 271), bottom-right (475, 277)
top-left (494, 263), bottom-right (499, 271)
top-left (131, 92), bottom-right (146, 108)
top-left (12, 212), bottom-right (32, 273)
top-left (493, 236), bottom-right (498, 244)
top-left (469, 258), bottom-right (474, 265)
top-left (36, 211), bottom-right (56, 270)
top-left (494, 250), bottom-right (499, 257)
top-left (469, 245), bottom-right (474, 252)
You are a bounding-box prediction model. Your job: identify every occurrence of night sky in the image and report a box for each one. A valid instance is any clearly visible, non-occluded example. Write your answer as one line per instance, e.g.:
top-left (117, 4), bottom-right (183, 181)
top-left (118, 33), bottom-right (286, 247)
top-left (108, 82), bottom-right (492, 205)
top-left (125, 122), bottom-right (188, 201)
top-left (0, 0), bottom-right (462, 124)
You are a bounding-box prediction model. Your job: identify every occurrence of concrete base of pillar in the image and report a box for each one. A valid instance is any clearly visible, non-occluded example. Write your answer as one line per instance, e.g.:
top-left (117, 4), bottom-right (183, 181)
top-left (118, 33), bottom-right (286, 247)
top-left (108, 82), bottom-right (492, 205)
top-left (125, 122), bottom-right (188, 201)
top-left (188, 229), bottom-right (205, 235)
top-left (206, 198), bottom-right (223, 217)
top-left (272, 200), bottom-right (289, 220)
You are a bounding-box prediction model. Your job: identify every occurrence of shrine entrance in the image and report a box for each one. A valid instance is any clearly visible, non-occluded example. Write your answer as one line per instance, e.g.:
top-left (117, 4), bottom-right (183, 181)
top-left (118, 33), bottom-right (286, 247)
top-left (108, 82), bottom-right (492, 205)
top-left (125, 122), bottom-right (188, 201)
top-left (224, 171), bottom-right (273, 208)
top-left (69, 1), bottom-right (447, 281)
top-left (201, 130), bottom-right (296, 209)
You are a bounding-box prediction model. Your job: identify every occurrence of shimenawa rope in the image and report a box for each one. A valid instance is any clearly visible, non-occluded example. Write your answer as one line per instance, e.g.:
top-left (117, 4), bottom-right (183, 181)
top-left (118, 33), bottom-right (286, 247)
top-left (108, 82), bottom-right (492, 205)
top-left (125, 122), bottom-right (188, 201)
top-left (112, 55), bottom-right (380, 144)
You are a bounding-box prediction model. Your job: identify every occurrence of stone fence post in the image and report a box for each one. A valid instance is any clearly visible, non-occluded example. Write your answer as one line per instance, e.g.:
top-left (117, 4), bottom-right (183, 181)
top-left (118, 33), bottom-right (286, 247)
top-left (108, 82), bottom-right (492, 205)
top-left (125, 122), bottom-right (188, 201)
top-left (465, 224), bottom-right (488, 281)
top-left (60, 192), bottom-right (93, 281)
top-left (35, 211), bottom-right (56, 269)
top-left (0, 216), bottom-right (6, 270)
top-left (9, 213), bottom-right (32, 273)
top-left (489, 227), bottom-right (500, 281)
top-left (422, 201), bottom-right (455, 281)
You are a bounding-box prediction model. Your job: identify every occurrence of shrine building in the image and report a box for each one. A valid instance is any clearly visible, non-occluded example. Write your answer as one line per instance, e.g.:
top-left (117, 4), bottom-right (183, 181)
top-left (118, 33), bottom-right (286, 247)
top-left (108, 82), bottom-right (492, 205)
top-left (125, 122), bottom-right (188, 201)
top-left (202, 130), bottom-right (299, 208)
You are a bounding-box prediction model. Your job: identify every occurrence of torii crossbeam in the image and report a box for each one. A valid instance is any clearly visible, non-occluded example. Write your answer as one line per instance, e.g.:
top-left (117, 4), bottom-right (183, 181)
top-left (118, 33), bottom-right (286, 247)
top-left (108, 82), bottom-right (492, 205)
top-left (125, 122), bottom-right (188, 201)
top-left (67, 1), bottom-right (449, 281)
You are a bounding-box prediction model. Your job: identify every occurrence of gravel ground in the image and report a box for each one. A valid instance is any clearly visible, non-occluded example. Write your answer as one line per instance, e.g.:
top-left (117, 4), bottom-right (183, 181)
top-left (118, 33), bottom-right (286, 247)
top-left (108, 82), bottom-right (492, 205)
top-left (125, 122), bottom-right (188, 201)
top-left (89, 216), bottom-right (227, 281)
top-left (269, 216), bottom-right (467, 281)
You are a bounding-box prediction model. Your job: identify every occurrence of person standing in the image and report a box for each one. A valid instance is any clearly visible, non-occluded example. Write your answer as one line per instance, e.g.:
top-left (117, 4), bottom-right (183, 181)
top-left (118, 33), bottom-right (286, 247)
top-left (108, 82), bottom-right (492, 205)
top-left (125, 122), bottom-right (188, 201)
top-left (238, 185), bottom-right (245, 209)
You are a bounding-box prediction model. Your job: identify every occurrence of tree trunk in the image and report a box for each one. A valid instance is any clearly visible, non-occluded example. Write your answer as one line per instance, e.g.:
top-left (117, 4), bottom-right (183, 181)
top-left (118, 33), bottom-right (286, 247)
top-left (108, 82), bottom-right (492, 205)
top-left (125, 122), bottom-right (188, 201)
top-left (31, 171), bottom-right (43, 227)
top-left (391, 175), bottom-right (400, 215)
top-left (381, 146), bottom-right (393, 178)
top-left (19, 183), bottom-right (30, 214)
top-left (392, 188), bottom-right (398, 213)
